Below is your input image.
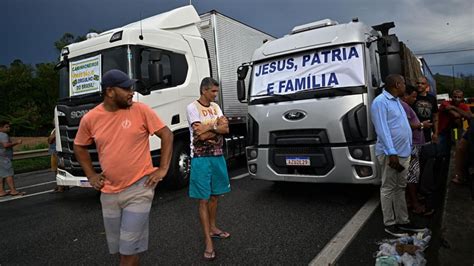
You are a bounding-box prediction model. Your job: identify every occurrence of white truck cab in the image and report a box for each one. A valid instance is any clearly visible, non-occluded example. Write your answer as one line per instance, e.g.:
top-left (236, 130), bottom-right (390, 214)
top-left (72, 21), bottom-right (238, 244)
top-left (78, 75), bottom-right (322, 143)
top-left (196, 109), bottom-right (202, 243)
top-left (54, 6), bottom-right (274, 188)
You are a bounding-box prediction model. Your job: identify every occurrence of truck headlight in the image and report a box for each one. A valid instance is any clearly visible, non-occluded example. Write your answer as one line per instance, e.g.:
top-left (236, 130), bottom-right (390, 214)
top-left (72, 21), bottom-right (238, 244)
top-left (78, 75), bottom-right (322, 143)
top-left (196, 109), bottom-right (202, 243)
top-left (248, 149), bottom-right (258, 159)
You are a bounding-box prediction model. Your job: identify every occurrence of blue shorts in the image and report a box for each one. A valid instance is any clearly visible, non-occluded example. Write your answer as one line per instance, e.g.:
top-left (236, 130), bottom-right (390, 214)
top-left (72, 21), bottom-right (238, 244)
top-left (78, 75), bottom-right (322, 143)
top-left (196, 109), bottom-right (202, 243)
top-left (189, 156), bottom-right (231, 200)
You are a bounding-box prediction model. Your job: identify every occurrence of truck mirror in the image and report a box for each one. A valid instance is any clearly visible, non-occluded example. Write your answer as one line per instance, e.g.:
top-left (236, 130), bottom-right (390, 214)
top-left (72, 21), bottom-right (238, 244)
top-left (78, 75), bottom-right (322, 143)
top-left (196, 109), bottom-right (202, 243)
top-left (237, 80), bottom-right (246, 102)
top-left (237, 65), bottom-right (249, 80)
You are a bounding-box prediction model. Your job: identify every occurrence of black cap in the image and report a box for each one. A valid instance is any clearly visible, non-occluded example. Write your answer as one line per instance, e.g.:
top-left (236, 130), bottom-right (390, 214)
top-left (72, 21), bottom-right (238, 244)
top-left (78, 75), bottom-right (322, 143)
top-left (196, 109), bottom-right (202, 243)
top-left (101, 69), bottom-right (137, 89)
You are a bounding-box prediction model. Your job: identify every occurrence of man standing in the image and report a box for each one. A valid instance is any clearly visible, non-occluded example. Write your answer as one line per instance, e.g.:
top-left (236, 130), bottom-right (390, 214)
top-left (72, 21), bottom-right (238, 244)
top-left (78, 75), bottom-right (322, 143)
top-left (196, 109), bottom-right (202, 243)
top-left (74, 69), bottom-right (173, 266)
top-left (413, 76), bottom-right (438, 142)
top-left (186, 77), bottom-right (231, 261)
top-left (0, 121), bottom-right (25, 197)
top-left (371, 74), bottom-right (424, 237)
top-left (438, 89), bottom-right (471, 182)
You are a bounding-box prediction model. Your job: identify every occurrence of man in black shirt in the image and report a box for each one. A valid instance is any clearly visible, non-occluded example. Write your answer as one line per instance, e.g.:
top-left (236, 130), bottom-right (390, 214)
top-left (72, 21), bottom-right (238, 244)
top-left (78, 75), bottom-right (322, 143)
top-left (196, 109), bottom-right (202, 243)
top-left (413, 76), bottom-right (438, 142)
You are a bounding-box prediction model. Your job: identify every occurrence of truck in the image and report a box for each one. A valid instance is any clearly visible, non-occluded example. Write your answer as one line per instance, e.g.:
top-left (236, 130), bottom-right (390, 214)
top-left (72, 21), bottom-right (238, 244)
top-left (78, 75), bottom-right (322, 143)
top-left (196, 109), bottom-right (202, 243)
top-left (236, 19), bottom-right (434, 184)
top-left (54, 5), bottom-right (274, 189)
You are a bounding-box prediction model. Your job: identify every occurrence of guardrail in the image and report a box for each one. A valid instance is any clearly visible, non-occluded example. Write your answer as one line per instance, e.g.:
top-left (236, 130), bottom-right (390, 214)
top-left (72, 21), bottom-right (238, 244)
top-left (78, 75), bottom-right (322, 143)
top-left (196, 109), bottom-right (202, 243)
top-left (13, 149), bottom-right (50, 160)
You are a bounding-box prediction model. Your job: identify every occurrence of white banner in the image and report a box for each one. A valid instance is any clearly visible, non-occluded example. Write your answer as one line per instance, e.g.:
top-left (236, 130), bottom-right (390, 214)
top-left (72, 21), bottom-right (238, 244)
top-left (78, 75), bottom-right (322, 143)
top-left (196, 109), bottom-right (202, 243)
top-left (70, 55), bottom-right (101, 96)
top-left (251, 44), bottom-right (365, 96)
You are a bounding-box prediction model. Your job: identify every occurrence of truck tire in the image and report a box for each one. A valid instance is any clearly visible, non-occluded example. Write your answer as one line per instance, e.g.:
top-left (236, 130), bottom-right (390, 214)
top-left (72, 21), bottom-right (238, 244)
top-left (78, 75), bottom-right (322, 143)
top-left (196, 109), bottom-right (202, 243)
top-left (166, 140), bottom-right (191, 189)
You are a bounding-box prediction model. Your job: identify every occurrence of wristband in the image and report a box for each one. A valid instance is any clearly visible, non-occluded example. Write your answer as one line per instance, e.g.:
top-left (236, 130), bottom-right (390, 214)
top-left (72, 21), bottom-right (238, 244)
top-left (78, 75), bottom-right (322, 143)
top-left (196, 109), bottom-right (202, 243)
top-left (420, 123), bottom-right (424, 130)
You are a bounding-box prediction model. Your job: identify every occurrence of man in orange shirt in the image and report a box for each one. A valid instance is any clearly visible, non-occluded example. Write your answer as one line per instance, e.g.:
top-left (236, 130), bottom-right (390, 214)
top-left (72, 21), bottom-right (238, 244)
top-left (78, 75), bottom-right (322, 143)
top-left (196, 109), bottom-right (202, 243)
top-left (74, 69), bottom-right (173, 265)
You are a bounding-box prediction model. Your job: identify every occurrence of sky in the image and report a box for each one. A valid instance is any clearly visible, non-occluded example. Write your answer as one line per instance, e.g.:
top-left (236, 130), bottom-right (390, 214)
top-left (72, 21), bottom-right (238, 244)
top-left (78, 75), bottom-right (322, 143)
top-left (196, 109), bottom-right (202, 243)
top-left (2, 0), bottom-right (473, 76)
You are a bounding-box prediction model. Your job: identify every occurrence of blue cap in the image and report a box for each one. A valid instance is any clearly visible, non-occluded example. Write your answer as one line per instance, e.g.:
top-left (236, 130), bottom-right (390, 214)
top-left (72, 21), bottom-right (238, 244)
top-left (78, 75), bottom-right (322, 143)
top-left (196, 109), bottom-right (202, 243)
top-left (101, 69), bottom-right (137, 89)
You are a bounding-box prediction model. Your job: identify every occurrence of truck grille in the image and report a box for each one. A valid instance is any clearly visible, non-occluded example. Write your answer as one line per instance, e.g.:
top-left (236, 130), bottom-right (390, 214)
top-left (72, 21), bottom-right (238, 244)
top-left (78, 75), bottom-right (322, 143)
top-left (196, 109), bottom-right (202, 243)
top-left (57, 103), bottom-right (101, 175)
top-left (268, 129), bottom-right (334, 175)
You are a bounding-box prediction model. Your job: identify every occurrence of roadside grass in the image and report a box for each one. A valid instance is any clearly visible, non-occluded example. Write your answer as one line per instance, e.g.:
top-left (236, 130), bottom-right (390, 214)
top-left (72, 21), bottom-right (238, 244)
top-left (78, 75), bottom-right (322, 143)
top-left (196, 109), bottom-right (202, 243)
top-left (17, 143), bottom-right (49, 151)
top-left (13, 157), bottom-right (51, 174)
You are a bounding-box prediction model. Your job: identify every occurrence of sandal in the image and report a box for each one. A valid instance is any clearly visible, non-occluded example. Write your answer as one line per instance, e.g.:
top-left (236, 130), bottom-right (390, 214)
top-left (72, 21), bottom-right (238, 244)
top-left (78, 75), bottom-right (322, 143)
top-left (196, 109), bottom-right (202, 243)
top-left (423, 208), bottom-right (435, 216)
top-left (9, 191), bottom-right (26, 196)
top-left (451, 178), bottom-right (464, 185)
top-left (210, 231), bottom-right (230, 239)
top-left (412, 204), bottom-right (426, 214)
top-left (203, 250), bottom-right (216, 261)
top-left (0, 192), bottom-right (10, 197)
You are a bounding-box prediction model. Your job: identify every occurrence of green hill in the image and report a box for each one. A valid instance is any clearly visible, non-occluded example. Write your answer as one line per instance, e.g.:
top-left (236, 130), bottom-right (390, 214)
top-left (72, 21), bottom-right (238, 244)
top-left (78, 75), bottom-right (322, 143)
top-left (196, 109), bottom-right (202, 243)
top-left (434, 73), bottom-right (474, 97)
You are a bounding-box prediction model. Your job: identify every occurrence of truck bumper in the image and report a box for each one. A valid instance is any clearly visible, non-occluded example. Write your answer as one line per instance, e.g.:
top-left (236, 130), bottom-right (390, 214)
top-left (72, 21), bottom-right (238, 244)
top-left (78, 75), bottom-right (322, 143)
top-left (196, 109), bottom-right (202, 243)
top-left (56, 169), bottom-right (92, 187)
top-left (246, 144), bottom-right (381, 184)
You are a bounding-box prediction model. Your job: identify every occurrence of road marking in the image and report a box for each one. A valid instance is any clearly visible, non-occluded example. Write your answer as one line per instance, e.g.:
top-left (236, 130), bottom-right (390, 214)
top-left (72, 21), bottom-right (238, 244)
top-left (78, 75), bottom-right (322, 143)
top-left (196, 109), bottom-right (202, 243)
top-left (16, 181), bottom-right (56, 190)
top-left (309, 193), bottom-right (380, 266)
top-left (0, 190), bottom-right (54, 203)
top-left (1, 173), bottom-right (248, 203)
top-left (231, 173), bottom-right (248, 180)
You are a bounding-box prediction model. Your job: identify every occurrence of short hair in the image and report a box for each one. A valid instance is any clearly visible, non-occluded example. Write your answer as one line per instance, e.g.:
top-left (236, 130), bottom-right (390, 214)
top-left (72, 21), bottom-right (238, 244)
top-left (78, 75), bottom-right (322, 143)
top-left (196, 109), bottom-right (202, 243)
top-left (417, 76), bottom-right (427, 82)
top-left (0, 120), bottom-right (10, 127)
top-left (405, 84), bottom-right (417, 95)
top-left (451, 88), bottom-right (464, 96)
top-left (200, 77), bottom-right (219, 95)
top-left (385, 74), bottom-right (404, 89)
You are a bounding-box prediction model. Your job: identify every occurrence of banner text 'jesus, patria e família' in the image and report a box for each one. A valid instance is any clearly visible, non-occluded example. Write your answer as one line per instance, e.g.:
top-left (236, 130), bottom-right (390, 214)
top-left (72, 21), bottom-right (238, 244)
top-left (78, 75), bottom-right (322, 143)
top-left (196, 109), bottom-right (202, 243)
top-left (251, 44), bottom-right (365, 96)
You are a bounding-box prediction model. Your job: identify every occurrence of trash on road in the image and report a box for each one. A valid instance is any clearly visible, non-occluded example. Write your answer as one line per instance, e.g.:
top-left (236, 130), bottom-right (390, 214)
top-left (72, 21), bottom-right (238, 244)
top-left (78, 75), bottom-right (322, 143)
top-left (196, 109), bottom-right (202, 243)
top-left (374, 229), bottom-right (431, 266)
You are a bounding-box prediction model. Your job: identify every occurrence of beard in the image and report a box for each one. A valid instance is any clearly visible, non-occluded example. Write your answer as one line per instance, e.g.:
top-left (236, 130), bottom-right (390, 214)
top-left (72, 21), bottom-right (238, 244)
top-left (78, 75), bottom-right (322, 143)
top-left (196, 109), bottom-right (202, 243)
top-left (116, 98), bottom-right (132, 109)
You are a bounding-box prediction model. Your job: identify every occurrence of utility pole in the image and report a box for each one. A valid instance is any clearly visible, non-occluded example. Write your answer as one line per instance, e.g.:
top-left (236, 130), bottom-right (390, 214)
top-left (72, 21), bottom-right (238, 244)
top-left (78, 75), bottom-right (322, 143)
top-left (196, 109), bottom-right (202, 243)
top-left (452, 65), bottom-right (455, 90)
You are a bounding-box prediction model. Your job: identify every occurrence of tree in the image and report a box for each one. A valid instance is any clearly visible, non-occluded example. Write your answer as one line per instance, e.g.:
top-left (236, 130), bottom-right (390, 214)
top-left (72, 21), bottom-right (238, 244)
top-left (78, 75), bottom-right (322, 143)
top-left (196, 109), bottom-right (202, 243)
top-left (54, 29), bottom-right (102, 53)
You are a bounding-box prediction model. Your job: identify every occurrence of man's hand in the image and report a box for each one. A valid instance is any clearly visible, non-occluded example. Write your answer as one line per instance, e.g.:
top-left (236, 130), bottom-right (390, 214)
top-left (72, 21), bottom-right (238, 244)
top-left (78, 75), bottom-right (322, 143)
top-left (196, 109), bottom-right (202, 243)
top-left (216, 116), bottom-right (228, 126)
top-left (431, 133), bottom-right (439, 143)
top-left (388, 155), bottom-right (404, 172)
top-left (192, 122), bottom-right (212, 136)
top-left (145, 168), bottom-right (167, 187)
top-left (422, 120), bottom-right (433, 129)
top-left (89, 173), bottom-right (105, 190)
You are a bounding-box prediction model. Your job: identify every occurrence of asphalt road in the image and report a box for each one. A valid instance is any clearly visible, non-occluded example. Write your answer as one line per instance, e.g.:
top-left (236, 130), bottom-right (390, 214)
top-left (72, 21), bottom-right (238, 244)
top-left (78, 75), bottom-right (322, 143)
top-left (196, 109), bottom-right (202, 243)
top-left (0, 166), bottom-right (379, 265)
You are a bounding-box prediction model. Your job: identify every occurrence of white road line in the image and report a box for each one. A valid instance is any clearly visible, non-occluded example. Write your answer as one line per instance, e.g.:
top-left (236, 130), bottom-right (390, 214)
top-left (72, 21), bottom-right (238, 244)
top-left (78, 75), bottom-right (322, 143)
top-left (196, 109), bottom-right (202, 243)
top-left (231, 173), bottom-right (248, 180)
top-left (1, 173), bottom-right (248, 203)
top-left (16, 181), bottom-right (56, 190)
top-left (0, 190), bottom-right (54, 203)
top-left (309, 193), bottom-right (380, 266)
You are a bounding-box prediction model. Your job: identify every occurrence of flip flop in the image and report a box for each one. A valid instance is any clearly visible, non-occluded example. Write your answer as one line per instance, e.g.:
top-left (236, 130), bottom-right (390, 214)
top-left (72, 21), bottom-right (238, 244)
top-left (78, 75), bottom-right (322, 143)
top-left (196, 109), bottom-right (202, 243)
top-left (203, 250), bottom-right (216, 261)
top-left (412, 205), bottom-right (426, 214)
top-left (210, 231), bottom-right (230, 239)
top-left (0, 192), bottom-right (10, 197)
top-left (423, 209), bottom-right (435, 216)
top-left (9, 191), bottom-right (26, 196)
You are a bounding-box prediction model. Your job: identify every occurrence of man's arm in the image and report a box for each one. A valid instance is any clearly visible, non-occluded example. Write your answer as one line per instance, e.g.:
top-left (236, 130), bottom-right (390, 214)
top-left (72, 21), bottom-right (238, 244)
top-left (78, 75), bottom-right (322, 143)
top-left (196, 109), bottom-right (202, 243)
top-left (214, 116), bottom-right (229, 134)
top-left (371, 102), bottom-right (403, 170)
top-left (1, 139), bottom-right (22, 148)
top-left (192, 122), bottom-right (217, 141)
top-left (448, 105), bottom-right (472, 120)
top-left (431, 112), bottom-right (439, 142)
top-left (145, 126), bottom-right (173, 187)
top-left (371, 103), bottom-right (397, 155)
top-left (74, 144), bottom-right (104, 190)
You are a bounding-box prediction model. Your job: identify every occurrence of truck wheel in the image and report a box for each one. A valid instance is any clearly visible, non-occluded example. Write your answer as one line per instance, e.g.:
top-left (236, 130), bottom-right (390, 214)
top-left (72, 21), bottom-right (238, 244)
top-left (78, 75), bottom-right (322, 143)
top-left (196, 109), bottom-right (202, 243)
top-left (166, 140), bottom-right (190, 189)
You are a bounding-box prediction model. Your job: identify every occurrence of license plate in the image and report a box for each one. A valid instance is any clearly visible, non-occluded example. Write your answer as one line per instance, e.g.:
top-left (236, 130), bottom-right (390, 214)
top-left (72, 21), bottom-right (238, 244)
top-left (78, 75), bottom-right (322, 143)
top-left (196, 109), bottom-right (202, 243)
top-left (285, 156), bottom-right (310, 166)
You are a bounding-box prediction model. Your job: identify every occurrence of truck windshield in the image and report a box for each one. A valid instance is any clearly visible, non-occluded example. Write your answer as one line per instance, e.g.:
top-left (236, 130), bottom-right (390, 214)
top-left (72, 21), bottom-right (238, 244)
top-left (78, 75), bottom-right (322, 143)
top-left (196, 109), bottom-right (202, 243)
top-left (249, 44), bottom-right (367, 104)
top-left (58, 46), bottom-right (129, 100)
